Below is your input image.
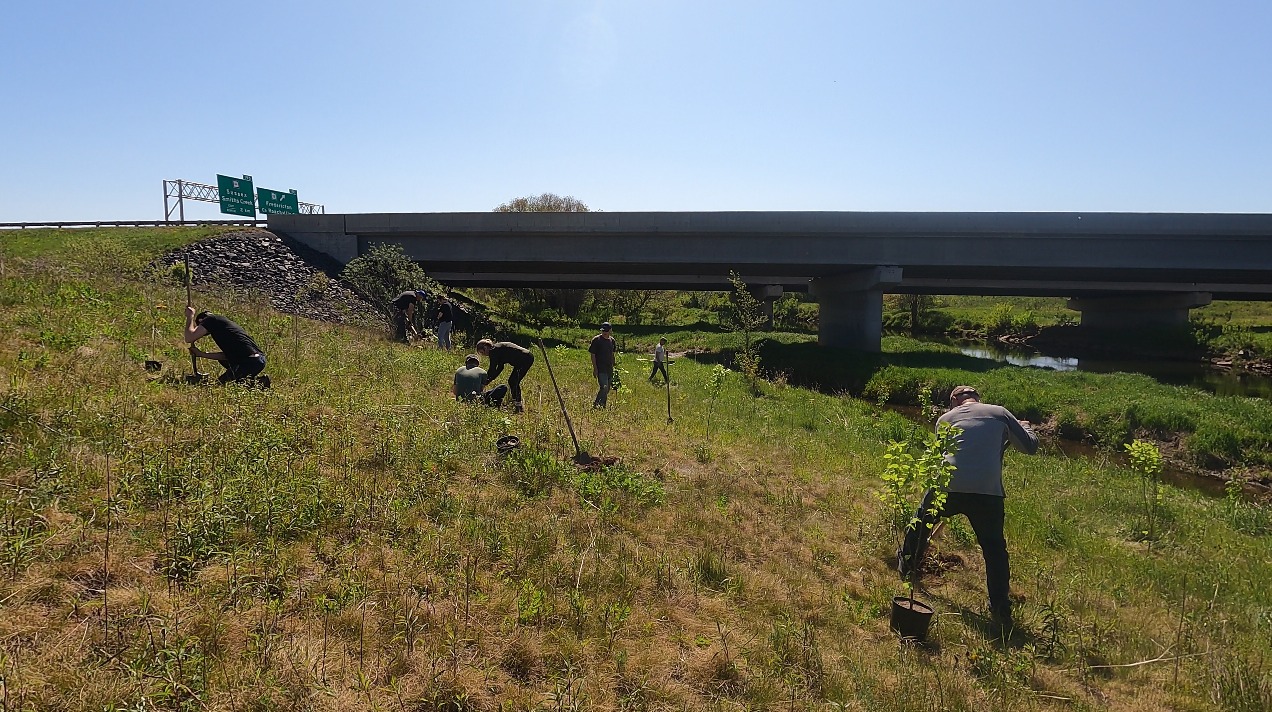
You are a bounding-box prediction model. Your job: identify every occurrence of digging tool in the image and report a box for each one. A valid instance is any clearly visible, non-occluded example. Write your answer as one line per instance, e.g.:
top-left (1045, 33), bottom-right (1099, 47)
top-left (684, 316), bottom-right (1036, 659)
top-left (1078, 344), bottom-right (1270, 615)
top-left (144, 296), bottom-right (161, 372)
top-left (536, 337), bottom-right (593, 465)
top-left (665, 361), bottom-right (673, 423)
top-left (184, 254), bottom-right (207, 384)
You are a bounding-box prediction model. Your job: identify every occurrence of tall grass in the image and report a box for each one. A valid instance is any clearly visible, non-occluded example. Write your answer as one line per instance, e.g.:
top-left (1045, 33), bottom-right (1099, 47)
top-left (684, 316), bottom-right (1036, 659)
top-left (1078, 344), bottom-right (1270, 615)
top-left (0, 228), bottom-right (1269, 710)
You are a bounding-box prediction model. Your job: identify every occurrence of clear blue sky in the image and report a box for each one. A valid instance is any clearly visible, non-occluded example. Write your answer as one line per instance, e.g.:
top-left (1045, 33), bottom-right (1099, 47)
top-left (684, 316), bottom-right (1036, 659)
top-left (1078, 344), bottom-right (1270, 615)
top-left (3, 1), bottom-right (1270, 221)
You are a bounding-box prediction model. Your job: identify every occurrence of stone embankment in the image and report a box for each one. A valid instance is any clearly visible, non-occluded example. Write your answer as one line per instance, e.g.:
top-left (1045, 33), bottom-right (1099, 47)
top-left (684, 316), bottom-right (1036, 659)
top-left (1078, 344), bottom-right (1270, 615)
top-left (154, 229), bottom-right (385, 328)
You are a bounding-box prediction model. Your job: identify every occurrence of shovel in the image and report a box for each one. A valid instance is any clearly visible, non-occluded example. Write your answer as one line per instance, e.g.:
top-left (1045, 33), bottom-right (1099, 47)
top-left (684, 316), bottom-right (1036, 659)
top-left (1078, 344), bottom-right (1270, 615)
top-left (144, 302), bottom-right (161, 372)
top-left (183, 254), bottom-right (208, 384)
top-left (536, 337), bottom-right (594, 465)
top-left (665, 360), bottom-right (673, 423)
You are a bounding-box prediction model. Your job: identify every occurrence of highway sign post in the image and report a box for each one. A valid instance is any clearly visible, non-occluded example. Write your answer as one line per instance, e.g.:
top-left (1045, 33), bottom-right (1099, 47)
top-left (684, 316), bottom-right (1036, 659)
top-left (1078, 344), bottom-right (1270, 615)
top-left (257, 187), bottom-right (300, 215)
top-left (216, 174), bottom-right (256, 217)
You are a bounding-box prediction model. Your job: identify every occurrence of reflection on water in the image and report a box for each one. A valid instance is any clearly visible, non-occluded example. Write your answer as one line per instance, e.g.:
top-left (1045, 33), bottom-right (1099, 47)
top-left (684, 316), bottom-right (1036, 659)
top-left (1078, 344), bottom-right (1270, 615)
top-left (938, 339), bottom-right (1271, 399)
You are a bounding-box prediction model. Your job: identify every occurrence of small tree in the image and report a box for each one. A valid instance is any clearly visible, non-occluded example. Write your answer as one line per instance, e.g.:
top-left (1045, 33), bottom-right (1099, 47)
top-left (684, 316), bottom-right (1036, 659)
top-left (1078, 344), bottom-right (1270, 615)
top-left (1125, 439), bottom-right (1165, 548)
top-left (724, 272), bottom-right (769, 391)
top-left (879, 421), bottom-right (960, 597)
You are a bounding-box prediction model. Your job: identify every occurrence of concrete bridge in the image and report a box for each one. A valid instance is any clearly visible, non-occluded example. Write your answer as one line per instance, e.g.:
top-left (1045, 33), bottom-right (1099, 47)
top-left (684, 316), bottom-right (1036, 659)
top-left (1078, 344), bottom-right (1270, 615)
top-left (268, 211), bottom-right (1272, 351)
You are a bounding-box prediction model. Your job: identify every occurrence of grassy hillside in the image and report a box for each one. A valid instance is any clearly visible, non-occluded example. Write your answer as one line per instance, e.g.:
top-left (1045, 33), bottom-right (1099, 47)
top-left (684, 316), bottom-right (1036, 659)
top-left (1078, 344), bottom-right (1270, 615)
top-left (1, 228), bottom-right (1271, 711)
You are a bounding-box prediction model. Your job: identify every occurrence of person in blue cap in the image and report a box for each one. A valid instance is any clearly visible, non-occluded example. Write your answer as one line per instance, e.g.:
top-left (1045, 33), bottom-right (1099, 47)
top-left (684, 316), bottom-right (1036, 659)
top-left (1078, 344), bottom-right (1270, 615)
top-left (390, 290), bottom-right (428, 343)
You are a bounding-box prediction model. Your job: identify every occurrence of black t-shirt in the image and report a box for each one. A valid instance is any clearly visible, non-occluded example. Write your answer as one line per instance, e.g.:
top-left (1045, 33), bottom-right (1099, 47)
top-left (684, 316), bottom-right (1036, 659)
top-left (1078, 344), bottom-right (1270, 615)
top-left (391, 291), bottom-right (420, 310)
top-left (486, 342), bottom-right (534, 380)
top-left (589, 334), bottom-right (616, 370)
top-left (200, 314), bottom-right (262, 363)
top-left (436, 301), bottom-right (454, 322)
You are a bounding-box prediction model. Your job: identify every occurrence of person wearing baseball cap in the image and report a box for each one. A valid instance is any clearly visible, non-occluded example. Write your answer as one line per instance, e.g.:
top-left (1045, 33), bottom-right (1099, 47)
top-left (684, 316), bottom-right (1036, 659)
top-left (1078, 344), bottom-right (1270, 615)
top-left (389, 290), bottom-right (429, 344)
top-left (897, 385), bottom-right (1039, 630)
top-left (588, 321), bottom-right (617, 408)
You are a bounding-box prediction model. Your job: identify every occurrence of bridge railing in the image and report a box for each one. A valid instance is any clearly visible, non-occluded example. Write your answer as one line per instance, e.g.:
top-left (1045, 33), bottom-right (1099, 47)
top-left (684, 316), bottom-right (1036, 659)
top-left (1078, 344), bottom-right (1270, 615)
top-left (0, 220), bottom-right (269, 230)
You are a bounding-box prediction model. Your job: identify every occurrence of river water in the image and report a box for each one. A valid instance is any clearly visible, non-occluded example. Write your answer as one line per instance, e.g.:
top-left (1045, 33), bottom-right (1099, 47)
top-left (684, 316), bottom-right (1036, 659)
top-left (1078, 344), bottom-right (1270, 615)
top-left (939, 339), bottom-right (1272, 399)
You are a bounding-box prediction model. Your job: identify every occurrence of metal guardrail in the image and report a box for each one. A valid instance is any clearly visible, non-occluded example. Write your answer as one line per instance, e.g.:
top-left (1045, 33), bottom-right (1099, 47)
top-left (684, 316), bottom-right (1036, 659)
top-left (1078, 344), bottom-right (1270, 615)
top-left (0, 220), bottom-right (270, 230)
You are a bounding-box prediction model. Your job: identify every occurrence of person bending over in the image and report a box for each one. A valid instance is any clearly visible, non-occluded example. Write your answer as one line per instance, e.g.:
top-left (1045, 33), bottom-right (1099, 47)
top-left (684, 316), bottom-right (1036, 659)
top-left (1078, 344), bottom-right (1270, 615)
top-left (184, 307), bottom-right (268, 385)
top-left (390, 290), bottom-right (427, 343)
top-left (476, 339), bottom-right (534, 413)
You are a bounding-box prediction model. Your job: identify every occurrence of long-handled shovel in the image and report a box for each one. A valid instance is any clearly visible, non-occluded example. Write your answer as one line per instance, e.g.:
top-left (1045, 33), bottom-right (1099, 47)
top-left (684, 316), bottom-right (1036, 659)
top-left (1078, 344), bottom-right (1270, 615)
top-left (144, 290), bottom-right (161, 372)
top-left (537, 337), bottom-right (593, 465)
top-left (665, 361), bottom-right (673, 423)
top-left (184, 254), bottom-right (207, 384)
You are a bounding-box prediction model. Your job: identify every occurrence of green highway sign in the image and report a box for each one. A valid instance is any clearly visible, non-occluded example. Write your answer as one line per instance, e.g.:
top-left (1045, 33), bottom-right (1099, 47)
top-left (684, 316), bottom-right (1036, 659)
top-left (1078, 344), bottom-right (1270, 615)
top-left (217, 174), bottom-right (256, 216)
top-left (257, 187), bottom-right (300, 215)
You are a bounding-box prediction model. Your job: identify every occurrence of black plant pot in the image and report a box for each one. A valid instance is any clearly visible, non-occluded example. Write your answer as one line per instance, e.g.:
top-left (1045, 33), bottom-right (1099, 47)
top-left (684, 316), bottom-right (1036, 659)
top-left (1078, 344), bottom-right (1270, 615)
top-left (890, 596), bottom-right (935, 641)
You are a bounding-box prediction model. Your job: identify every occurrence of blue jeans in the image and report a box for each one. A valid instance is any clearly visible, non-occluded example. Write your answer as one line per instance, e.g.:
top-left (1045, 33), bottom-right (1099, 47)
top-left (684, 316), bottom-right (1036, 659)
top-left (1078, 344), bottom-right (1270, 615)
top-left (436, 321), bottom-right (452, 350)
top-left (594, 369), bottom-right (613, 407)
top-left (898, 489), bottom-right (1011, 616)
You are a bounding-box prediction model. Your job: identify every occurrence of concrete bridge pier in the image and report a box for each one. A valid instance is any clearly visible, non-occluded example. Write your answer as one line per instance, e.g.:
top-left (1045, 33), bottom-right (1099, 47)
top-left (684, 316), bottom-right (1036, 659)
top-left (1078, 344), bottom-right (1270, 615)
top-left (745, 284), bottom-right (784, 329)
top-left (1067, 292), bottom-right (1213, 329)
top-left (810, 267), bottom-right (903, 351)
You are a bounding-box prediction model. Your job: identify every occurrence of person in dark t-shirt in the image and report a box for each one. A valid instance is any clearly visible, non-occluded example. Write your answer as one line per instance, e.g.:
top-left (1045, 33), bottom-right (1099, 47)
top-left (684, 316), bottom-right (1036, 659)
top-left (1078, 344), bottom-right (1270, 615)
top-left (390, 290), bottom-right (427, 343)
top-left (588, 322), bottom-right (617, 408)
top-left (476, 339), bottom-right (534, 413)
top-left (184, 307), bottom-right (267, 385)
top-left (434, 295), bottom-right (455, 350)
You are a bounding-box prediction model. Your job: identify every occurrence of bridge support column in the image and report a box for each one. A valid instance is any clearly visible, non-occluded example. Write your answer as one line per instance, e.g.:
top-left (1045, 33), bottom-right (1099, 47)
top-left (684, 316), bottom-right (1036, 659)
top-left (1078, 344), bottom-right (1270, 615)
top-left (810, 267), bottom-right (902, 351)
top-left (1067, 292), bottom-right (1212, 329)
top-left (746, 284), bottom-right (783, 329)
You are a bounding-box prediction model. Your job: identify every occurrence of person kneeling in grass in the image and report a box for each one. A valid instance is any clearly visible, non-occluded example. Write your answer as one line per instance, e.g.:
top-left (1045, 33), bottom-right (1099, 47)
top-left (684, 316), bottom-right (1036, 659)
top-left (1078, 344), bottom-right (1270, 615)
top-left (184, 307), bottom-right (268, 386)
top-left (453, 353), bottom-right (507, 407)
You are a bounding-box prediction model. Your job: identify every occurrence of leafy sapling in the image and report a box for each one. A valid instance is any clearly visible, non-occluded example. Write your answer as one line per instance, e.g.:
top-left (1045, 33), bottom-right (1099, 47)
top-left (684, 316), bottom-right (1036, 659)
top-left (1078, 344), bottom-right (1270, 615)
top-left (879, 421), bottom-right (960, 600)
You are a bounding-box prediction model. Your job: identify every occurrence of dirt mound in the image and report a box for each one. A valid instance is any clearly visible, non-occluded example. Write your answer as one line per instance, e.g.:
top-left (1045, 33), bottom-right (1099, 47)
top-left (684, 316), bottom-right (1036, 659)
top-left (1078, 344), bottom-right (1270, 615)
top-left (154, 229), bottom-right (384, 327)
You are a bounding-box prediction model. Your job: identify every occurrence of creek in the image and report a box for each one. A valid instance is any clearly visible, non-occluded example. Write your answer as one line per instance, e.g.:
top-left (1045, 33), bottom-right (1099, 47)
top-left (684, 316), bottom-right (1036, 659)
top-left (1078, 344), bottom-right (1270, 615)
top-left (932, 337), bottom-right (1272, 400)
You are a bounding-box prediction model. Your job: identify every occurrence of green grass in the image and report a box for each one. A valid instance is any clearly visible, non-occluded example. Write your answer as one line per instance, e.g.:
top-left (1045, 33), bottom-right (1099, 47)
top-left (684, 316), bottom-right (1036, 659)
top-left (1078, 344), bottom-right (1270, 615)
top-left (1, 228), bottom-right (1270, 710)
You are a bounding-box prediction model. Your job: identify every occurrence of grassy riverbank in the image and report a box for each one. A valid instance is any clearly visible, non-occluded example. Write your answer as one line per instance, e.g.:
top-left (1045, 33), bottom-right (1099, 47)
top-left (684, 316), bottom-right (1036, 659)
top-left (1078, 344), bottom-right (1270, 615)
top-left (895, 295), bottom-right (1272, 358)
top-left (1, 228), bottom-right (1270, 710)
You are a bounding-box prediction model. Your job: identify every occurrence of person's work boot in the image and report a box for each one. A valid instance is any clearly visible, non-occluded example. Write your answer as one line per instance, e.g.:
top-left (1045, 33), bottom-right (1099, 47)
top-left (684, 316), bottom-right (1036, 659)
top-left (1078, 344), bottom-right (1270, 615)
top-left (990, 605), bottom-right (1014, 632)
top-left (513, 402), bottom-right (524, 414)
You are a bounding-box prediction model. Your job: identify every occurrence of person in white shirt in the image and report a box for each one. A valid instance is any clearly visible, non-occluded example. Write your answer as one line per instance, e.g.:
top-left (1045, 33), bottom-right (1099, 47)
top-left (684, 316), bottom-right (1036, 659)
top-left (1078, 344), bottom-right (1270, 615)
top-left (649, 337), bottom-right (669, 384)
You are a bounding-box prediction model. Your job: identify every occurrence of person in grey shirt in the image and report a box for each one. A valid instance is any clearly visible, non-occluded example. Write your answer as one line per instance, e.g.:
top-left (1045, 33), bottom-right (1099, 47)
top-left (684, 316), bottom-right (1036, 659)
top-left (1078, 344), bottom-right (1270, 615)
top-left (897, 385), bottom-right (1038, 627)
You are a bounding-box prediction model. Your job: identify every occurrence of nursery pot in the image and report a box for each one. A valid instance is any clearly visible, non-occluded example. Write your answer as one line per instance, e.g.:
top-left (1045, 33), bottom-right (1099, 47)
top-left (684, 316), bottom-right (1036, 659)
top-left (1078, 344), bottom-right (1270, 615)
top-left (890, 596), bottom-right (935, 641)
top-left (496, 435), bottom-right (521, 455)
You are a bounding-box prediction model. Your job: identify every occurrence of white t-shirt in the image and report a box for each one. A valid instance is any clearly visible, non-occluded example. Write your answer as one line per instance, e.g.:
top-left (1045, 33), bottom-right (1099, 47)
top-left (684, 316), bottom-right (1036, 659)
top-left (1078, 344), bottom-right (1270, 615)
top-left (654, 343), bottom-right (666, 363)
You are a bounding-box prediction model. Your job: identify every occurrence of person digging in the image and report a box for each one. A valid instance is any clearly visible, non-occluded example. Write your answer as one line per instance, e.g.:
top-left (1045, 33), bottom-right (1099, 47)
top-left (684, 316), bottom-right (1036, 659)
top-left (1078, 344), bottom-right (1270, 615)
top-left (896, 385), bottom-right (1037, 630)
top-left (390, 289), bottom-right (428, 344)
top-left (476, 339), bottom-right (534, 413)
top-left (184, 307), bottom-right (269, 387)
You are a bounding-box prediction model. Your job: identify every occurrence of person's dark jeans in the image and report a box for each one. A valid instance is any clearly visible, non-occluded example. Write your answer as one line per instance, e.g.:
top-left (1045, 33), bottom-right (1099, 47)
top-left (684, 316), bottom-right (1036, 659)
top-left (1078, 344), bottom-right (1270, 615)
top-left (393, 309), bottom-right (409, 343)
top-left (220, 354), bottom-right (266, 384)
top-left (508, 358), bottom-right (533, 405)
top-left (898, 489), bottom-right (1011, 617)
top-left (649, 361), bottom-right (669, 383)
top-left (594, 368), bottom-right (613, 407)
top-left (459, 384), bottom-right (508, 408)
